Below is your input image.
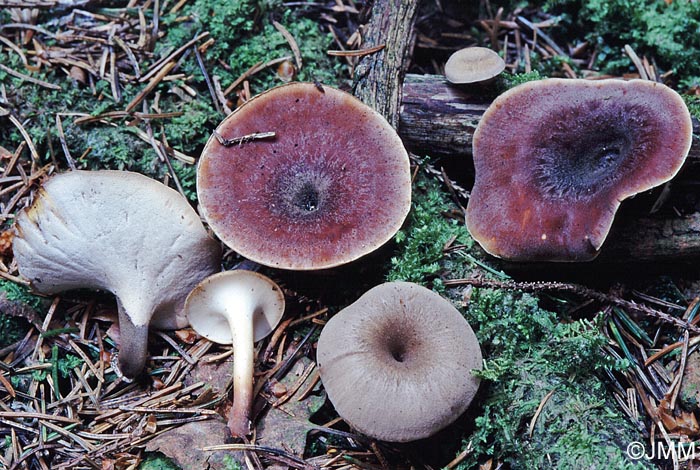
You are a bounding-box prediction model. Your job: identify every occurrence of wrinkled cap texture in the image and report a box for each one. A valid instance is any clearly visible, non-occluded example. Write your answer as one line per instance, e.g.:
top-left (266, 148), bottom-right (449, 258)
top-left (444, 47), bottom-right (506, 84)
top-left (185, 270), bottom-right (285, 345)
top-left (13, 170), bottom-right (221, 329)
top-left (466, 78), bottom-right (693, 262)
top-left (316, 281), bottom-right (482, 442)
top-left (197, 82), bottom-right (412, 270)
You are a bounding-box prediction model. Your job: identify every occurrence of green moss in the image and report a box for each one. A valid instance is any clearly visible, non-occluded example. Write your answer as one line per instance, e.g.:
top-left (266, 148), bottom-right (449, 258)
top-left (500, 70), bottom-right (543, 89)
top-left (459, 289), bottom-right (646, 468)
top-left (0, 280), bottom-right (44, 311)
top-left (0, 314), bottom-right (27, 349)
top-left (138, 454), bottom-right (181, 470)
top-left (544, 0), bottom-right (700, 87)
top-left (387, 173), bottom-right (472, 286)
top-left (684, 94), bottom-right (700, 121)
top-left (160, 0), bottom-right (341, 92)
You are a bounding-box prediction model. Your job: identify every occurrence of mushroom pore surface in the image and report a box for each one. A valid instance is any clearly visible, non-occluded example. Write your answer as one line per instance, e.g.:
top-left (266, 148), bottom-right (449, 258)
top-left (466, 78), bottom-right (693, 261)
top-left (316, 282), bottom-right (482, 442)
top-left (197, 82), bottom-right (412, 270)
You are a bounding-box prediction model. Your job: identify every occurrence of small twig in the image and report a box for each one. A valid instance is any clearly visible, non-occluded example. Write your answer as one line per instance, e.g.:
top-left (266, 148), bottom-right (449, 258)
top-left (55, 115), bottom-right (76, 170)
top-left (516, 16), bottom-right (566, 57)
top-left (0, 63), bottom-right (60, 90)
top-left (193, 38), bottom-right (221, 114)
top-left (624, 44), bottom-right (649, 80)
top-left (140, 32), bottom-right (210, 83)
top-left (273, 21), bottom-right (303, 71)
top-left (528, 388), bottom-right (556, 437)
top-left (213, 131), bottom-right (276, 147)
top-left (327, 44), bottom-right (386, 57)
top-left (223, 56), bottom-right (291, 97)
top-left (125, 61), bottom-right (176, 113)
top-left (444, 277), bottom-right (700, 334)
top-left (154, 331), bottom-right (195, 365)
top-left (6, 113), bottom-right (40, 163)
top-left (202, 444), bottom-right (317, 470)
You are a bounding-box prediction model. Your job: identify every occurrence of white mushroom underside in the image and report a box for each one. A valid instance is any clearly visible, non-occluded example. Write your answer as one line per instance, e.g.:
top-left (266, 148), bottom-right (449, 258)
top-left (13, 170), bottom-right (221, 329)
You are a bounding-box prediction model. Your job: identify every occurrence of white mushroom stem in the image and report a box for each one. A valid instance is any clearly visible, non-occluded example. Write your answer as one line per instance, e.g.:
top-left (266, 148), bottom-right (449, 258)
top-left (184, 270), bottom-right (285, 438)
top-left (224, 295), bottom-right (257, 437)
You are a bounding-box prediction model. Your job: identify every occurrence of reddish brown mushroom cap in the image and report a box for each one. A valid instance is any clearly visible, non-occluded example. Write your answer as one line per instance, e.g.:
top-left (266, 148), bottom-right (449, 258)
top-left (466, 78), bottom-right (693, 261)
top-left (197, 82), bottom-right (412, 270)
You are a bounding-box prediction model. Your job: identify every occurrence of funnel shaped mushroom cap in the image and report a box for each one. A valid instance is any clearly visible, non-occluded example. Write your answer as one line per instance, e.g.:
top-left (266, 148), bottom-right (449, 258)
top-left (466, 78), bottom-right (693, 261)
top-left (184, 270), bottom-right (285, 344)
top-left (317, 282), bottom-right (482, 442)
top-left (197, 82), bottom-right (412, 270)
top-left (13, 170), bottom-right (221, 376)
top-left (444, 47), bottom-right (505, 84)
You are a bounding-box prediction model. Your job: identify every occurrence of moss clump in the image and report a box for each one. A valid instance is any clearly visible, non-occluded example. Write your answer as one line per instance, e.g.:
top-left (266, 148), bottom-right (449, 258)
top-left (545, 0), bottom-right (700, 88)
top-left (0, 280), bottom-right (44, 311)
top-left (159, 0), bottom-right (342, 92)
top-left (460, 289), bottom-right (649, 469)
top-left (387, 173), bottom-right (472, 287)
top-left (684, 94), bottom-right (700, 122)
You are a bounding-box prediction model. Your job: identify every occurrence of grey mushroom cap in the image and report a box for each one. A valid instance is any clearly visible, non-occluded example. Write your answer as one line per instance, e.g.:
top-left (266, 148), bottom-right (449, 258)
top-left (13, 170), bottom-right (221, 378)
top-left (316, 281), bottom-right (482, 442)
top-left (444, 47), bottom-right (506, 84)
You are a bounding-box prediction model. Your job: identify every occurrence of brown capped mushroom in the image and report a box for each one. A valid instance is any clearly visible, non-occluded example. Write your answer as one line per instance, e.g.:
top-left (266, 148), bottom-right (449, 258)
top-left (197, 82), bottom-right (412, 270)
top-left (316, 281), bottom-right (482, 442)
top-left (183, 270), bottom-right (285, 437)
top-left (13, 170), bottom-right (221, 379)
top-left (444, 47), bottom-right (505, 85)
top-left (466, 78), bottom-right (693, 262)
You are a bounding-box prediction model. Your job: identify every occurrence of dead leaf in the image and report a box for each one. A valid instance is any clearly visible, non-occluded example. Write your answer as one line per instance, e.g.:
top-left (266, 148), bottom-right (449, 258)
top-left (256, 356), bottom-right (325, 462)
top-left (184, 353), bottom-right (231, 397)
top-left (657, 396), bottom-right (700, 436)
top-left (145, 418), bottom-right (242, 470)
top-left (0, 229), bottom-right (13, 257)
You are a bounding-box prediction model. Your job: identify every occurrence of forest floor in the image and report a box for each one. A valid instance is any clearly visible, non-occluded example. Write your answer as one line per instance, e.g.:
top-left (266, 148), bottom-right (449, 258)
top-left (1, 0), bottom-right (700, 469)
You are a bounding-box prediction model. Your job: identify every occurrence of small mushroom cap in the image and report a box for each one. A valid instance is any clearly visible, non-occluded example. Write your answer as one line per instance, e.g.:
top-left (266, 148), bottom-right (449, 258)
top-left (316, 281), bottom-right (482, 442)
top-left (444, 47), bottom-right (506, 84)
top-left (13, 170), bottom-right (221, 329)
top-left (185, 270), bottom-right (285, 344)
top-left (466, 78), bottom-right (693, 261)
top-left (197, 82), bottom-right (412, 270)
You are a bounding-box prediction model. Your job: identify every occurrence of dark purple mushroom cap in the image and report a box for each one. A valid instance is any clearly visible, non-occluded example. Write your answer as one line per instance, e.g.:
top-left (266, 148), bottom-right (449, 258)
top-left (197, 82), bottom-right (412, 270)
top-left (466, 78), bottom-right (693, 261)
top-left (317, 282), bottom-right (482, 442)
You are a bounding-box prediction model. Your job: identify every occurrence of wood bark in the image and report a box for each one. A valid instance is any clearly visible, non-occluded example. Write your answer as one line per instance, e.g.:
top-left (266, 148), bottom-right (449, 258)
top-left (352, 0), bottom-right (419, 127)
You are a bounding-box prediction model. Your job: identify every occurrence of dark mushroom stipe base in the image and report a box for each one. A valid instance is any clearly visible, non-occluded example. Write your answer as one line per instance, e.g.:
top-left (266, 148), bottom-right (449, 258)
top-left (116, 300), bottom-right (150, 380)
top-left (197, 82), bottom-right (411, 271)
top-left (466, 78), bottom-right (693, 262)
